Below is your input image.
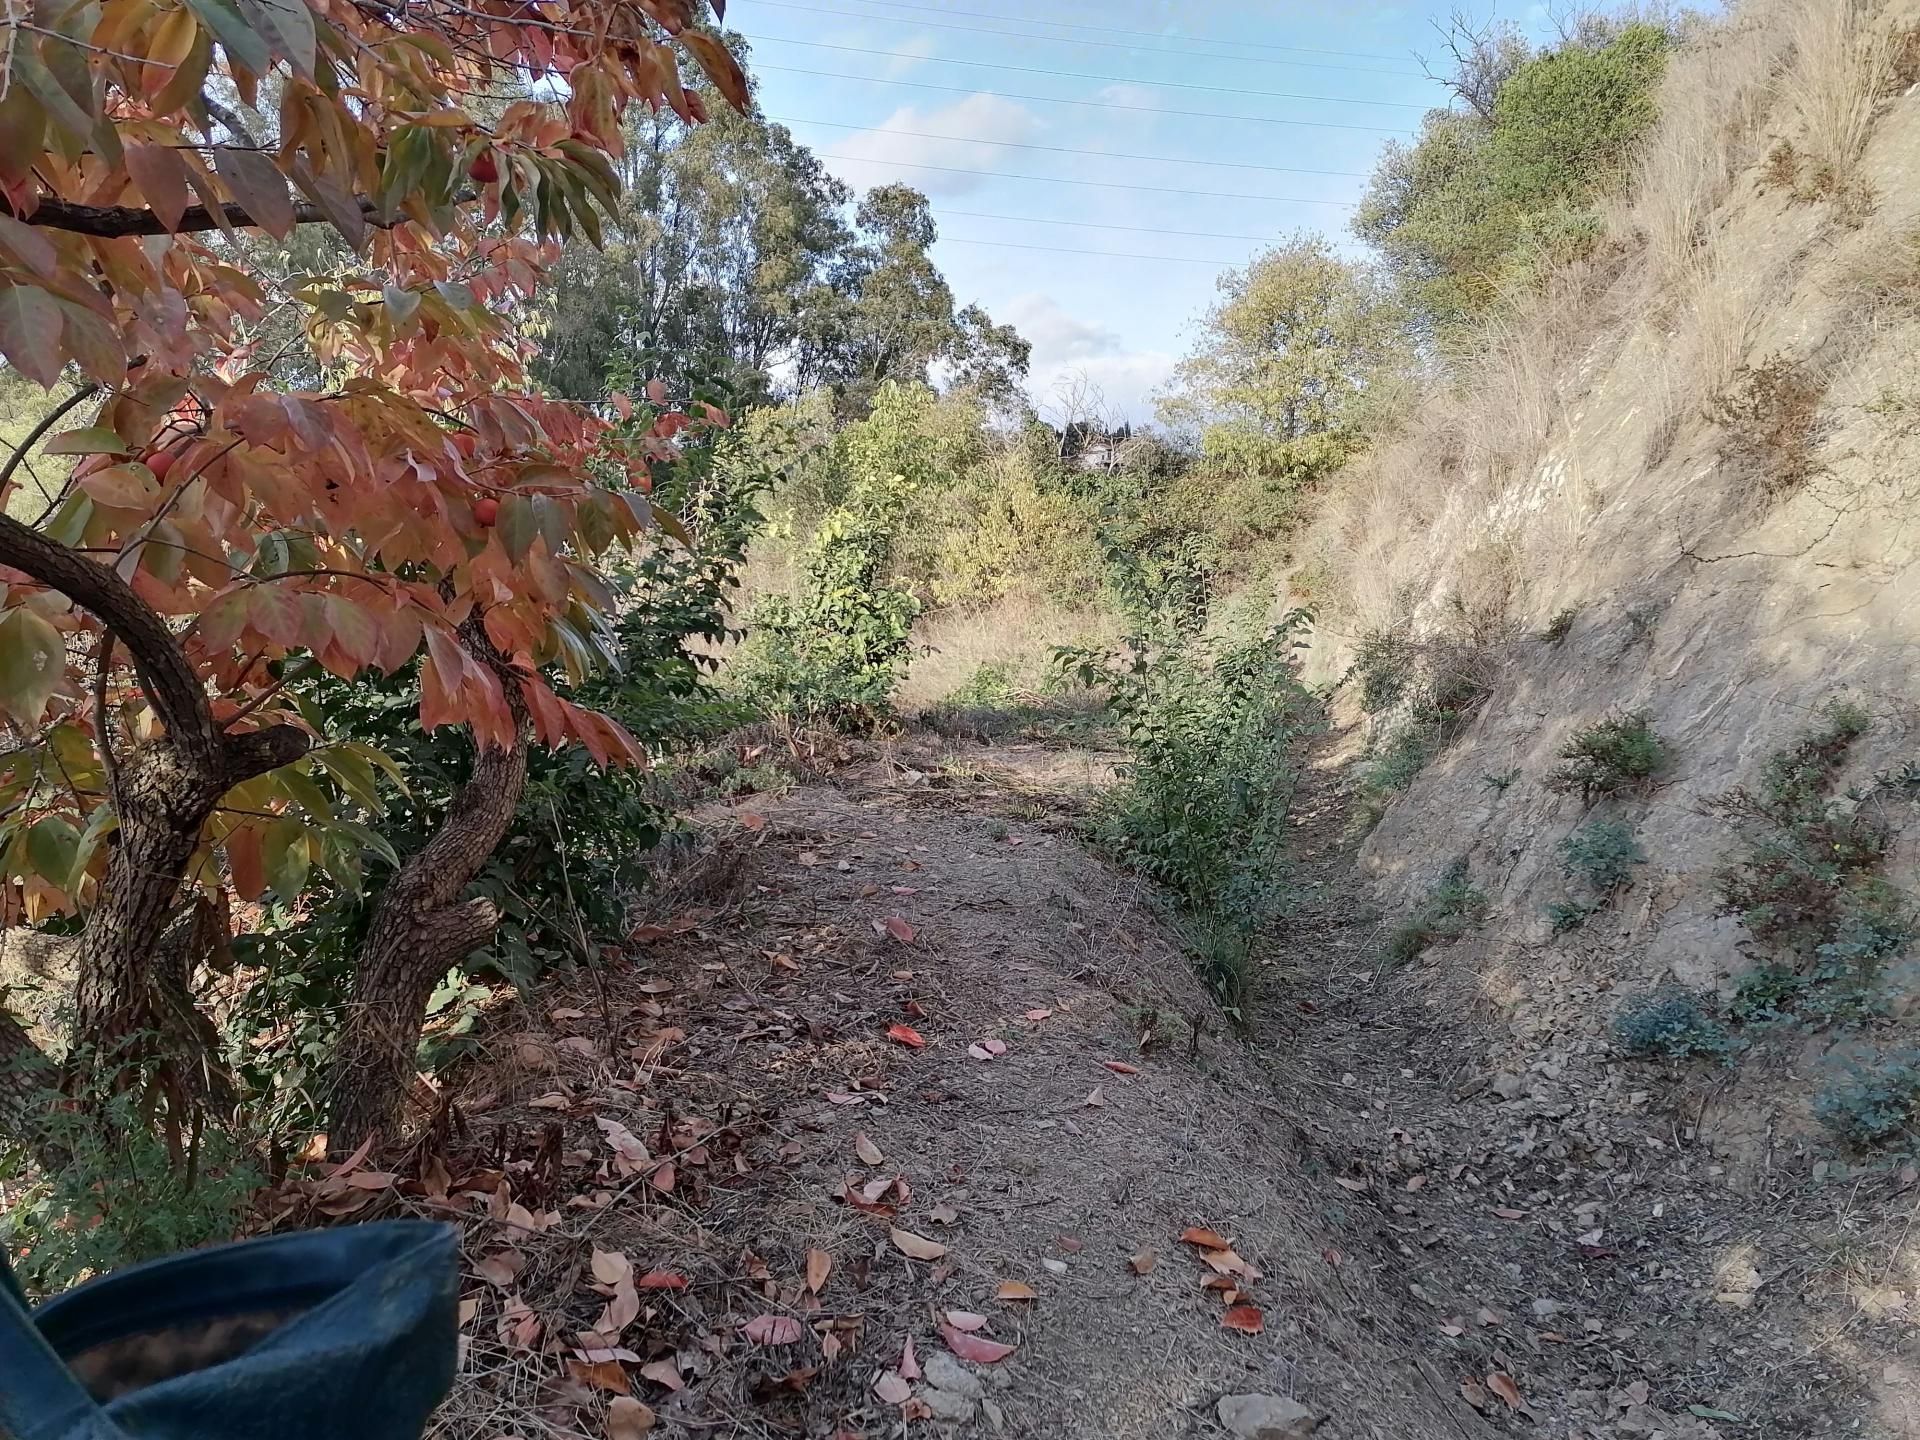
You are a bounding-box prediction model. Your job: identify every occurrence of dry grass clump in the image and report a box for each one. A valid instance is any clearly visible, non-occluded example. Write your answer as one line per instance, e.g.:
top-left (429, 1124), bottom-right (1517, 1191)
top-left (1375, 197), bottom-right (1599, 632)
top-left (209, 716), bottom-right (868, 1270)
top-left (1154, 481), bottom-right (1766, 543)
top-left (1836, 221), bottom-right (1920, 323)
top-left (1783, 0), bottom-right (1898, 185)
top-left (1710, 353), bottom-right (1830, 498)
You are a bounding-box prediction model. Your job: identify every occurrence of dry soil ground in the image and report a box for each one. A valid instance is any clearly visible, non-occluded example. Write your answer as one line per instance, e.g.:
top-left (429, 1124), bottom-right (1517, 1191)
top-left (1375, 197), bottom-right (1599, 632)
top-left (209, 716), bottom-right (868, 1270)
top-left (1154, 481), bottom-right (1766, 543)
top-left (372, 728), bottom-right (1918, 1440)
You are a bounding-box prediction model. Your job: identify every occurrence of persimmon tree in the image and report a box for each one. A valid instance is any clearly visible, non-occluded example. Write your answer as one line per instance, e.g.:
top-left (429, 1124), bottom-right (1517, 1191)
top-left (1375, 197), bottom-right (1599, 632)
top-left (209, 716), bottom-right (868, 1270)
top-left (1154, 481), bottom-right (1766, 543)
top-left (0, 0), bottom-right (748, 1149)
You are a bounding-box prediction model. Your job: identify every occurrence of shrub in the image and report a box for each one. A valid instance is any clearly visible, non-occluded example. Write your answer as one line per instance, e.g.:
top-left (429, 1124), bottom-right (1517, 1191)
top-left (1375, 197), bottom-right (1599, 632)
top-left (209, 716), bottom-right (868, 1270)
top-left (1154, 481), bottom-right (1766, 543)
top-left (1816, 1051), bottom-right (1920, 1148)
top-left (1070, 612), bottom-right (1318, 1013)
top-left (1541, 607), bottom-right (1577, 643)
top-left (1385, 858), bottom-right (1488, 964)
top-left (1611, 990), bottom-right (1731, 1061)
top-left (1547, 710), bottom-right (1668, 799)
top-left (1560, 819), bottom-right (1645, 892)
top-left (1710, 355), bottom-right (1827, 497)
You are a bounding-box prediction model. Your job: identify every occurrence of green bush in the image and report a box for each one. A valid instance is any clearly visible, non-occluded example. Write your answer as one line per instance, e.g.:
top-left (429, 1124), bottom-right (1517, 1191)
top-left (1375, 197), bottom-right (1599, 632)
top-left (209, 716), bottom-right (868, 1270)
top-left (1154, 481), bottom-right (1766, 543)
top-left (1611, 990), bottom-right (1731, 1062)
top-left (1385, 858), bottom-right (1488, 964)
top-left (1541, 607), bottom-right (1577, 643)
top-left (1816, 1052), bottom-right (1920, 1148)
top-left (0, 1056), bottom-right (260, 1298)
top-left (1546, 710), bottom-right (1668, 799)
top-left (1069, 611), bottom-right (1318, 1013)
top-left (1560, 819), bottom-right (1645, 892)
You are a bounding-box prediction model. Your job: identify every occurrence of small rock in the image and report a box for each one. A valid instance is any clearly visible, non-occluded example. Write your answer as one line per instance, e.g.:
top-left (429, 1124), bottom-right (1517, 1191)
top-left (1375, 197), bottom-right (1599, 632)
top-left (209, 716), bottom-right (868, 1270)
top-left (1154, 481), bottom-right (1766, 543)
top-left (920, 1352), bottom-right (986, 1401)
top-left (1531, 1299), bottom-right (1562, 1318)
top-left (1216, 1393), bottom-right (1320, 1439)
top-left (980, 1398), bottom-right (1006, 1432)
top-left (1491, 1072), bottom-right (1525, 1100)
top-left (920, 1385), bottom-right (977, 1423)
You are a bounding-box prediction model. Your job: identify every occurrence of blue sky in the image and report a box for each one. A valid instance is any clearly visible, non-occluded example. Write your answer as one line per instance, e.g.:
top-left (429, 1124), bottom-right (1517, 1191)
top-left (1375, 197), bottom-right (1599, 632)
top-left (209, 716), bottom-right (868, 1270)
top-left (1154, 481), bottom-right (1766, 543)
top-left (736, 1), bottom-right (1565, 422)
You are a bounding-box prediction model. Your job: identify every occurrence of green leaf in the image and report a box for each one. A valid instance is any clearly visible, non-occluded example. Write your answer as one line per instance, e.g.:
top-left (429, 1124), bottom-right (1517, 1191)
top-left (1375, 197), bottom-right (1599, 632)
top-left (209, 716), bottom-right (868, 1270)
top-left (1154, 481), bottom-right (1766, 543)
top-left (0, 608), bottom-right (66, 726)
top-left (497, 493), bottom-right (537, 564)
top-left (0, 282), bottom-right (65, 388)
top-left (275, 762), bottom-right (334, 821)
top-left (233, 0), bottom-right (316, 77)
top-left (70, 803), bottom-right (120, 879)
top-left (44, 426), bottom-right (133, 456)
top-left (25, 815), bottom-right (80, 889)
top-left (382, 283), bottom-right (420, 328)
top-left (341, 741), bottom-right (410, 794)
top-left (312, 746), bottom-right (384, 815)
top-left (41, 493), bottom-right (93, 548)
top-left (9, 36), bottom-right (94, 144)
top-left (262, 815), bottom-right (312, 898)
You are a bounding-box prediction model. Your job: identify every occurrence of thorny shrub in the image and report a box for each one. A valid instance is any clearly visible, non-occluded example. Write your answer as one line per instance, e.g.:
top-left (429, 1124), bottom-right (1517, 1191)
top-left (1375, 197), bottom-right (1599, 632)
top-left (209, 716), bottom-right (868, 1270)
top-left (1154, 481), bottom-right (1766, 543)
top-left (1546, 710), bottom-right (1669, 800)
top-left (1710, 355), bottom-right (1828, 498)
top-left (1066, 610), bottom-right (1319, 1014)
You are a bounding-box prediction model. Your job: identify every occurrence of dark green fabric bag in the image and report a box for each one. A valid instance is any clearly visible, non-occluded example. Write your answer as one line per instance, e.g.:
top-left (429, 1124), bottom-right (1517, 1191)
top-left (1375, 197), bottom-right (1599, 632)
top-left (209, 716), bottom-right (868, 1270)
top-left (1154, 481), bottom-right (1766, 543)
top-left (0, 1221), bottom-right (458, 1440)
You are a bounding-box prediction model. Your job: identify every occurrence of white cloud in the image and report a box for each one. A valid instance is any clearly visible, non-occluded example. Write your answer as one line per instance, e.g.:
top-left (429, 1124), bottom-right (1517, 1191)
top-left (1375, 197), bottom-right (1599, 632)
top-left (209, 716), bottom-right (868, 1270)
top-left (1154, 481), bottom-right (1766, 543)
top-left (883, 35), bottom-right (938, 77)
top-left (830, 93), bottom-right (1044, 196)
top-left (1001, 294), bottom-right (1177, 426)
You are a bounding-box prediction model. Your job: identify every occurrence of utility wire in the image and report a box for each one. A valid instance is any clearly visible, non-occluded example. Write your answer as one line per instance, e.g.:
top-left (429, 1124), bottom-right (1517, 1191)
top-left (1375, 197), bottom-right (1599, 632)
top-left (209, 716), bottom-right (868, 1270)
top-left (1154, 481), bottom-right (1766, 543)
top-left (749, 34), bottom-right (1428, 108)
top-left (936, 208), bottom-right (1282, 243)
top-left (937, 234), bottom-right (1238, 265)
top-left (747, 0), bottom-right (1423, 71)
top-left (767, 112), bottom-right (1373, 178)
top-left (758, 65), bottom-right (1417, 135)
top-left (819, 151), bottom-right (1360, 205)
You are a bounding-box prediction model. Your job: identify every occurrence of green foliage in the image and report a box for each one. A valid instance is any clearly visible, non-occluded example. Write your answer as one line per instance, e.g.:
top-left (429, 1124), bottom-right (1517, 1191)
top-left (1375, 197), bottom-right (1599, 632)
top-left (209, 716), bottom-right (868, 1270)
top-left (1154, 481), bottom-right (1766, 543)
top-left (1355, 22), bottom-right (1673, 334)
top-left (1816, 1051), bottom-right (1920, 1148)
top-left (1385, 858), bottom-right (1488, 964)
top-left (1560, 819), bottom-right (1645, 892)
top-left (1542, 607), bottom-right (1578, 643)
top-left (1546, 710), bottom-right (1668, 800)
top-left (1069, 612), bottom-right (1319, 1013)
top-left (0, 1056), bottom-right (260, 1299)
top-left (1611, 990), bottom-right (1732, 1062)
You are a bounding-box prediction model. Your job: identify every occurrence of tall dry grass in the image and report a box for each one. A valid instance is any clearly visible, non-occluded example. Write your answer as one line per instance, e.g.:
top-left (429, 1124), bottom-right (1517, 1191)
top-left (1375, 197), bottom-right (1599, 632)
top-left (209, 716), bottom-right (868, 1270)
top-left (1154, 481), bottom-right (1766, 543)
top-left (1784, 0), bottom-right (1898, 180)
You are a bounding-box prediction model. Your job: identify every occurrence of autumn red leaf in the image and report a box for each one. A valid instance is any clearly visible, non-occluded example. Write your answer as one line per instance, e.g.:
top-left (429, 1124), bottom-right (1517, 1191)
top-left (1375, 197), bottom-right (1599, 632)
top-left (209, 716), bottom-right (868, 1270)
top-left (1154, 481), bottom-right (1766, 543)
top-left (854, 1133), bottom-right (885, 1166)
top-left (1100, 1060), bottom-right (1141, 1076)
top-left (805, 1249), bottom-right (832, 1294)
top-left (889, 1229), bottom-right (947, 1262)
top-left (1486, 1372), bottom-right (1528, 1411)
top-left (567, 1358), bottom-right (631, 1394)
top-left (873, 1372), bottom-right (913, 1405)
top-left (943, 1310), bottom-right (989, 1333)
top-left (899, 1335), bottom-right (921, 1380)
top-left (743, 1314), bottom-right (806, 1346)
top-left (1129, 1251), bottom-right (1158, 1276)
top-left (1220, 1305), bottom-right (1265, 1335)
top-left (886, 1024), bottom-right (926, 1049)
top-left (638, 1357), bottom-right (683, 1391)
top-left (1180, 1227), bottom-right (1232, 1250)
top-left (938, 1323), bottom-right (1016, 1364)
top-left (880, 916), bottom-right (916, 943)
top-left (995, 1281), bottom-right (1038, 1302)
top-left (635, 1270), bottom-right (689, 1291)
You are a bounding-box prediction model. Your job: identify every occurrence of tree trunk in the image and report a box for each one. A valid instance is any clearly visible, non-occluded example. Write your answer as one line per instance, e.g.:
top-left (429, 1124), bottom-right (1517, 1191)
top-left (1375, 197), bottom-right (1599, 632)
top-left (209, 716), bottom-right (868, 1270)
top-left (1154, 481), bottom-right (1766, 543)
top-left (327, 628), bottom-right (529, 1151)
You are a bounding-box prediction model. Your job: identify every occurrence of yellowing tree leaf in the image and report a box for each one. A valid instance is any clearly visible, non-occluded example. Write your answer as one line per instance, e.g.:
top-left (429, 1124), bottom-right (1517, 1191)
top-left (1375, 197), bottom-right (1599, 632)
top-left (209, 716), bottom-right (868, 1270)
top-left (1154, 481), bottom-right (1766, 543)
top-left (805, 1248), bottom-right (832, 1294)
top-left (0, 608), bottom-right (66, 727)
top-left (605, 1397), bottom-right (656, 1439)
top-left (889, 1229), bottom-right (946, 1262)
top-left (854, 1132), bottom-right (885, 1166)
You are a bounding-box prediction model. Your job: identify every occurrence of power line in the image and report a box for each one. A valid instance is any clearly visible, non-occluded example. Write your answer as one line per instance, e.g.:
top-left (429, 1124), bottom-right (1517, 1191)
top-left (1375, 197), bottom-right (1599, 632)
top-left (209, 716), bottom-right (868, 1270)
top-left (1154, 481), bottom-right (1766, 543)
top-left (820, 151), bottom-right (1359, 205)
top-left (747, 0), bottom-right (1422, 71)
top-left (937, 208), bottom-right (1280, 243)
top-left (768, 112), bottom-right (1373, 179)
top-left (937, 234), bottom-right (1238, 265)
top-left (749, 34), bottom-right (1427, 108)
top-left (758, 65), bottom-right (1417, 135)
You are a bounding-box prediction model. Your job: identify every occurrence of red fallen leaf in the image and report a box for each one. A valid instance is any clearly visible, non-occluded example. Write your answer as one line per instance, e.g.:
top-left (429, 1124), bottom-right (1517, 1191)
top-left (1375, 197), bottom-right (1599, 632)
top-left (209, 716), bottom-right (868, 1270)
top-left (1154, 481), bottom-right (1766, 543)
top-left (876, 916), bottom-right (916, 943)
top-left (806, 1249), bottom-right (832, 1293)
top-left (743, 1314), bottom-right (805, 1346)
top-left (567, 1358), bottom-right (631, 1394)
top-left (1220, 1305), bottom-right (1265, 1335)
top-left (900, 1334), bottom-right (921, 1380)
top-left (873, 1372), bottom-right (912, 1404)
top-left (889, 1228), bottom-right (946, 1261)
top-left (1321, 1247), bottom-right (1344, 1267)
top-left (854, 1133), bottom-right (885, 1166)
top-left (635, 1270), bottom-right (689, 1291)
top-left (738, 811), bottom-right (767, 831)
top-left (1180, 1227), bottom-right (1232, 1250)
top-left (1486, 1372), bottom-right (1527, 1411)
top-left (1101, 1060), bottom-right (1140, 1075)
top-left (938, 1323), bottom-right (1016, 1363)
top-left (886, 1024), bottom-right (926, 1049)
top-left (1056, 1235), bottom-right (1085, 1253)
top-left (1460, 1378), bottom-right (1491, 1412)
top-left (982, 1038), bottom-right (1007, 1056)
top-left (649, 1162), bottom-right (677, 1194)
top-left (943, 1310), bottom-right (989, 1332)
top-left (1025, 1008), bottom-right (1053, 1021)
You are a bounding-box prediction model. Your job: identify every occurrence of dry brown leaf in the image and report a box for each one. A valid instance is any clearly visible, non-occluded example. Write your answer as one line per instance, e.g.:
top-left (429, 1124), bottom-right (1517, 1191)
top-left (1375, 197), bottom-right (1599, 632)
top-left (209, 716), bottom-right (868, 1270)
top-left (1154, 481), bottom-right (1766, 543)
top-left (1334, 1176), bottom-right (1368, 1192)
top-left (854, 1133), bottom-right (885, 1166)
top-left (591, 1248), bottom-right (633, 1287)
top-left (606, 1396), bottom-right (656, 1439)
top-left (873, 1372), bottom-right (912, 1405)
top-left (1219, 1305), bottom-right (1264, 1335)
top-left (1100, 1060), bottom-right (1140, 1075)
top-left (743, 1314), bottom-right (805, 1345)
top-left (1025, 1008), bottom-right (1052, 1021)
top-left (943, 1310), bottom-right (989, 1333)
top-left (996, 1280), bottom-right (1037, 1302)
top-left (1129, 1250), bottom-right (1157, 1276)
top-left (598, 1278), bottom-right (641, 1338)
top-left (929, 1201), bottom-right (959, 1225)
top-left (474, 1250), bottom-right (524, 1287)
top-left (1486, 1372), bottom-right (1527, 1412)
top-left (900, 1334), bottom-right (921, 1380)
top-left (805, 1248), bottom-right (832, 1294)
top-left (638, 1357), bottom-right (683, 1392)
top-left (889, 1228), bottom-right (946, 1261)
top-left (938, 1323), bottom-right (1016, 1363)
top-left (567, 1358), bottom-right (631, 1395)
top-left (1459, 1378), bottom-right (1491, 1412)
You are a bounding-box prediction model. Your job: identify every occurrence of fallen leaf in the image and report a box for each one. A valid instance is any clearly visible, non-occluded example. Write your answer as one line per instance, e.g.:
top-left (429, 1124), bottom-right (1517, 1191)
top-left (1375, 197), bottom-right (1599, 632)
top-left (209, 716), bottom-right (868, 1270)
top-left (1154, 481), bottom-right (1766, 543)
top-left (1180, 1227), bottom-right (1232, 1250)
top-left (1200, 1248), bottom-right (1263, 1282)
top-left (598, 1279), bottom-right (641, 1338)
top-left (528, 1091), bottom-right (572, 1110)
top-left (873, 1372), bottom-right (912, 1405)
top-left (899, 1335), bottom-right (921, 1380)
top-left (474, 1251), bottom-right (524, 1287)
top-left (1129, 1250), bottom-right (1158, 1276)
top-left (567, 1358), bottom-right (631, 1394)
top-left (591, 1249), bottom-right (632, 1287)
top-left (1689, 1405), bottom-right (1742, 1421)
top-left (854, 1133), bottom-right (885, 1166)
top-left (983, 1038), bottom-right (1008, 1056)
top-left (635, 1270), bottom-right (689, 1291)
top-left (1100, 1060), bottom-right (1140, 1075)
top-left (1486, 1372), bottom-right (1527, 1412)
top-left (996, 1281), bottom-right (1038, 1302)
top-left (886, 1024), bottom-right (926, 1049)
top-left (881, 916), bottom-right (916, 943)
top-left (744, 1314), bottom-right (805, 1346)
top-left (929, 1201), bottom-right (959, 1225)
top-left (606, 1396), bottom-right (656, 1439)
top-left (649, 1162), bottom-right (676, 1194)
top-left (967, 1044), bottom-right (995, 1062)
top-left (1057, 1235), bottom-right (1085, 1253)
top-left (1025, 1008), bottom-right (1052, 1021)
top-left (1334, 1177), bottom-right (1368, 1192)
top-left (804, 1248), bottom-right (833, 1294)
top-left (943, 1310), bottom-right (989, 1332)
top-left (574, 1346), bottom-right (642, 1363)
top-left (1492, 1207), bottom-right (1527, 1220)
top-left (1460, 1378), bottom-right (1491, 1412)
top-left (1084, 1087), bottom-right (1106, 1107)
top-left (1041, 1258), bottom-right (1068, 1276)
top-left (738, 811), bottom-right (767, 831)
top-left (638, 1357), bottom-right (683, 1391)
top-left (938, 1323), bottom-right (1016, 1363)
top-left (344, 1170), bottom-right (399, 1190)
top-left (890, 1229), bottom-right (946, 1261)
top-left (596, 1116), bottom-right (651, 1166)
top-left (1220, 1305), bottom-right (1264, 1335)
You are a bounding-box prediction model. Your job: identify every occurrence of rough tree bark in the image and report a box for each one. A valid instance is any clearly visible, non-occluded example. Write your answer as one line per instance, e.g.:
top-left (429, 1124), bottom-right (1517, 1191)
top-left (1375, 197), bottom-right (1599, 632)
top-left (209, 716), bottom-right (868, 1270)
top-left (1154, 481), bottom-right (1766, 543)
top-left (326, 621), bottom-right (529, 1151)
top-left (0, 511), bottom-right (308, 1142)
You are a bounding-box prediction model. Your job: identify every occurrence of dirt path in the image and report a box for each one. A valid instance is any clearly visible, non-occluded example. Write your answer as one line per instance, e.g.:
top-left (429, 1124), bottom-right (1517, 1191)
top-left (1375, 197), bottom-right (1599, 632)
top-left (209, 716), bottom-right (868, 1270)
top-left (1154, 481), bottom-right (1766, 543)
top-left (419, 729), bottom-right (1906, 1440)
